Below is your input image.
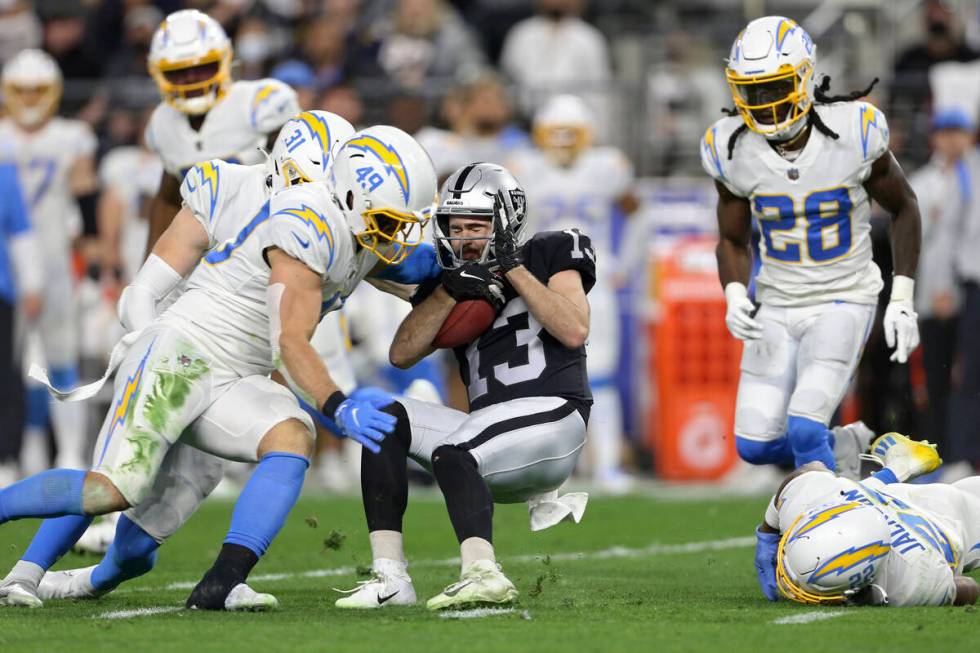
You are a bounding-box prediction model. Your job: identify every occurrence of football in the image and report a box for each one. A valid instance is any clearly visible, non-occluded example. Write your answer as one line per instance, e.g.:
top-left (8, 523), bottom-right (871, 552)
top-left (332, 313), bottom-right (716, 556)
top-left (432, 299), bottom-right (497, 348)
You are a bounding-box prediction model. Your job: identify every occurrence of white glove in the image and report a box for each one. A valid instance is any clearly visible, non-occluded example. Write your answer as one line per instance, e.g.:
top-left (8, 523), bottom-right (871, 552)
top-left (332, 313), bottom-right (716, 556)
top-left (883, 275), bottom-right (920, 364)
top-left (724, 282), bottom-right (763, 341)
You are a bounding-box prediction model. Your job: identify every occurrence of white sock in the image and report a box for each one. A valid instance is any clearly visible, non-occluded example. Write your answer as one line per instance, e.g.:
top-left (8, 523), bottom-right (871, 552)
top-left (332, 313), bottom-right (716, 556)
top-left (49, 399), bottom-right (88, 469)
top-left (589, 385), bottom-right (624, 478)
top-left (6, 560), bottom-right (45, 590)
top-left (460, 537), bottom-right (495, 569)
top-left (369, 530), bottom-right (406, 564)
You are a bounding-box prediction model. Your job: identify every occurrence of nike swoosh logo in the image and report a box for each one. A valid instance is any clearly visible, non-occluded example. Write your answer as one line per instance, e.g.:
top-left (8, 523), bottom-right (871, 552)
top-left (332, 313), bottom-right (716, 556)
top-left (458, 271), bottom-right (483, 281)
top-left (443, 581), bottom-right (472, 597)
top-left (292, 232), bottom-right (311, 249)
top-left (377, 591), bottom-right (399, 605)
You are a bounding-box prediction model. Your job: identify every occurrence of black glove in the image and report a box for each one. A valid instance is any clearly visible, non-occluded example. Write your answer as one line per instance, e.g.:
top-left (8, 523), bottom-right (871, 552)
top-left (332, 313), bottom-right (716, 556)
top-left (441, 261), bottom-right (504, 310)
top-left (492, 191), bottom-right (523, 273)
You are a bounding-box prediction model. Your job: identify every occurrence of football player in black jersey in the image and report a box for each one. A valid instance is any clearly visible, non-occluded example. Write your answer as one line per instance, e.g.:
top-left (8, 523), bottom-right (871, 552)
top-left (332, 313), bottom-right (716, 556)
top-left (334, 162), bottom-right (596, 611)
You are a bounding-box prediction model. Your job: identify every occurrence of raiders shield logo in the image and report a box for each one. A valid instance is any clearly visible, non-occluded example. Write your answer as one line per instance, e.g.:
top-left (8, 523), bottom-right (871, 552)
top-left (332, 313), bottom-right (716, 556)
top-left (508, 188), bottom-right (527, 220)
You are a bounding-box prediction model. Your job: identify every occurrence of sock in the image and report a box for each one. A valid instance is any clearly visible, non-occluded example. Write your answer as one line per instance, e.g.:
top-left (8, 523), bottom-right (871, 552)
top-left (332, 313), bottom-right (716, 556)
top-left (735, 436), bottom-right (794, 466)
top-left (0, 469), bottom-right (86, 523)
top-left (362, 402), bottom-right (410, 532)
top-left (24, 386), bottom-right (49, 431)
top-left (91, 515), bottom-right (160, 592)
top-left (224, 452), bottom-right (309, 557)
top-left (4, 560), bottom-right (45, 590)
top-left (460, 536), bottom-right (495, 568)
top-left (22, 515), bottom-right (94, 569)
top-left (49, 367), bottom-right (87, 469)
top-left (872, 467), bottom-right (899, 485)
top-left (186, 543), bottom-right (259, 609)
top-left (369, 530), bottom-right (406, 563)
top-left (431, 445), bottom-right (493, 544)
top-left (589, 384), bottom-right (624, 478)
top-left (787, 416), bottom-right (836, 470)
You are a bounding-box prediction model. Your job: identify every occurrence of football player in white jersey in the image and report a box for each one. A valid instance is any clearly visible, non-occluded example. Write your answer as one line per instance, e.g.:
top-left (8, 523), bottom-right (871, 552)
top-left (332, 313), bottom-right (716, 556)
top-left (142, 9), bottom-right (299, 254)
top-left (0, 112), bottom-right (375, 611)
top-left (755, 432), bottom-right (980, 607)
top-left (509, 94), bottom-right (637, 493)
top-left (701, 17), bottom-right (922, 476)
top-left (1, 49), bottom-right (98, 473)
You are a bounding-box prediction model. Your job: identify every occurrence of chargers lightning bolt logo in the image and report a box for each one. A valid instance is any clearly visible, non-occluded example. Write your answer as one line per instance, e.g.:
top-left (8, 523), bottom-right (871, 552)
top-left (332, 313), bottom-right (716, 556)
top-left (859, 104), bottom-right (882, 160)
top-left (98, 340), bottom-right (155, 466)
top-left (195, 161), bottom-right (220, 220)
top-left (297, 112), bottom-right (332, 171)
top-left (789, 502), bottom-right (863, 542)
top-left (703, 126), bottom-right (724, 179)
top-left (345, 135), bottom-right (411, 203)
top-left (775, 18), bottom-right (798, 53)
top-left (807, 541), bottom-right (890, 583)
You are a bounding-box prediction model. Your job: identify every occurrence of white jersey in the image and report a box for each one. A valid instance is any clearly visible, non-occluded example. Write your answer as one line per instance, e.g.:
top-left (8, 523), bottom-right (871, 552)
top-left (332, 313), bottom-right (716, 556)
top-left (508, 146), bottom-right (632, 265)
top-left (161, 160), bottom-right (275, 377)
top-left (145, 79), bottom-right (299, 178)
top-left (0, 117), bottom-right (96, 265)
top-left (99, 145), bottom-right (163, 281)
top-left (774, 471), bottom-right (962, 606)
top-left (266, 182), bottom-right (379, 317)
top-left (701, 102), bottom-right (889, 307)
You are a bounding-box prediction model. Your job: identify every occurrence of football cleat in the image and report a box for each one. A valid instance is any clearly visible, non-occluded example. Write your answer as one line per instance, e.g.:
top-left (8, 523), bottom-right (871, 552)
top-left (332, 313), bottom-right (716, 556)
top-left (863, 432), bottom-right (942, 482)
top-left (73, 514), bottom-right (119, 556)
top-left (831, 421), bottom-right (875, 480)
top-left (0, 580), bottom-right (42, 608)
top-left (38, 566), bottom-right (103, 601)
top-left (334, 559), bottom-right (416, 609)
top-left (425, 560), bottom-right (518, 611)
top-left (223, 584), bottom-right (279, 612)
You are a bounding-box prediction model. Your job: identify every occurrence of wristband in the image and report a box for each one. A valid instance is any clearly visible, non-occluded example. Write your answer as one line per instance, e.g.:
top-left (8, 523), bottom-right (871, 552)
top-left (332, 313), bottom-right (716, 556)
top-left (322, 390), bottom-right (347, 417)
top-left (724, 282), bottom-right (749, 305)
top-left (890, 275), bottom-right (915, 303)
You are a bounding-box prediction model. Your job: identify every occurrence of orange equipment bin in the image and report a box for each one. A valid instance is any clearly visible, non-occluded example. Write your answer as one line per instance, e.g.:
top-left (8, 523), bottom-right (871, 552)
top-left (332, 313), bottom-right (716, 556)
top-left (648, 236), bottom-right (742, 481)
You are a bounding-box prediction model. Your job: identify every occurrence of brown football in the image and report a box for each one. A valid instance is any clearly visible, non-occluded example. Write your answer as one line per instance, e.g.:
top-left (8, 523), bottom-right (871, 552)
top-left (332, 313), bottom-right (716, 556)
top-left (432, 299), bottom-right (497, 349)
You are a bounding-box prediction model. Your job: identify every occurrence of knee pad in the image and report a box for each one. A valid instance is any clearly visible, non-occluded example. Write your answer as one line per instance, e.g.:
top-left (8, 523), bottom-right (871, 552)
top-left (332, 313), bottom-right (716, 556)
top-left (112, 515), bottom-right (159, 578)
top-left (382, 401), bottom-right (411, 450)
top-left (48, 366), bottom-right (79, 393)
top-left (25, 386), bottom-right (49, 428)
top-left (431, 445), bottom-right (477, 476)
top-left (735, 436), bottom-right (792, 466)
top-left (787, 416), bottom-right (835, 469)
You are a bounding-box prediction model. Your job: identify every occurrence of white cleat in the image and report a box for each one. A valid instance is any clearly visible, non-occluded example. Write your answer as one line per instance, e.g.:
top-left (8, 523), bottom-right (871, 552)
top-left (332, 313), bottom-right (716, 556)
top-left (223, 583), bottom-right (279, 611)
top-left (73, 514), bottom-right (119, 555)
top-left (832, 421), bottom-right (875, 480)
top-left (335, 559), bottom-right (416, 609)
top-left (426, 560), bottom-right (518, 611)
top-left (864, 432), bottom-right (942, 482)
top-left (38, 566), bottom-right (103, 600)
top-left (0, 581), bottom-right (42, 608)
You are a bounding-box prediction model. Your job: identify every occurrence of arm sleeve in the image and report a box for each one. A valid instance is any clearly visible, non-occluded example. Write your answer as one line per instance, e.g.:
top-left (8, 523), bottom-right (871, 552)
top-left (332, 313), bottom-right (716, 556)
top-left (266, 185), bottom-right (336, 279)
top-left (373, 242), bottom-right (441, 284)
top-left (179, 160), bottom-right (228, 248)
top-left (251, 79), bottom-right (300, 134)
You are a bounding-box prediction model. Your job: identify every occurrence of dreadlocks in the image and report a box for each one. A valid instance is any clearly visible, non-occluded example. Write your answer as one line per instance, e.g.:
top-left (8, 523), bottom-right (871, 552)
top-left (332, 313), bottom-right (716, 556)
top-left (724, 75), bottom-right (880, 159)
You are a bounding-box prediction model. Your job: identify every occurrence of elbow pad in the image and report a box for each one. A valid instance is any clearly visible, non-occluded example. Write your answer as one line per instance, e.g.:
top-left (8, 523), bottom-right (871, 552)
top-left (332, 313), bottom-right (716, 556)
top-left (118, 254), bottom-right (182, 331)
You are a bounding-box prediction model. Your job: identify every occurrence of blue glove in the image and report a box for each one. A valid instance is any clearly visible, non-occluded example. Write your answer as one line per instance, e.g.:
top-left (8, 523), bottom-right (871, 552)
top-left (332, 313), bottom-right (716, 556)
top-left (375, 242), bottom-right (441, 284)
top-left (755, 526), bottom-right (781, 601)
top-left (328, 387), bottom-right (397, 454)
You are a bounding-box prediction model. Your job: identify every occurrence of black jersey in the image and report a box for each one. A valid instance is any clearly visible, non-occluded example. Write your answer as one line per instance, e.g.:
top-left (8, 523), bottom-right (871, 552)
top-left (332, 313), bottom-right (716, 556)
top-left (414, 229), bottom-right (596, 414)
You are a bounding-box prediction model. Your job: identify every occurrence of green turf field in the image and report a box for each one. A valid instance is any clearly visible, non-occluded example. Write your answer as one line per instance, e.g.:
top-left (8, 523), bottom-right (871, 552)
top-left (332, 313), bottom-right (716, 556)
top-left (1, 492), bottom-right (978, 653)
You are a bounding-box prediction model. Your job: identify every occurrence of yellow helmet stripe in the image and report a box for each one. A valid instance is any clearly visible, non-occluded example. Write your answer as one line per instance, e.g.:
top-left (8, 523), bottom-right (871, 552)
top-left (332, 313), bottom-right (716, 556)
top-left (345, 135), bottom-right (411, 204)
top-left (808, 541), bottom-right (890, 583)
top-left (297, 111), bottom-right (331, 163)
top-left (775, 18), bottom-right (798, 52)
top-left (790, 502), bottom-right (862, 541)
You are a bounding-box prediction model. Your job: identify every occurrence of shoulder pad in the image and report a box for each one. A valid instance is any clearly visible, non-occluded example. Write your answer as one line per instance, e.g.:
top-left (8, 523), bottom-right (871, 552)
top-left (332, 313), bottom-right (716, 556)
top-left (855, 102), bottom-right (890, 162)
top-left (700, 116), bottom-right (744, 184)
top-left (246, 79), bottom-right (300, 134)
top-left (267, 183), bottom-right (342, 278)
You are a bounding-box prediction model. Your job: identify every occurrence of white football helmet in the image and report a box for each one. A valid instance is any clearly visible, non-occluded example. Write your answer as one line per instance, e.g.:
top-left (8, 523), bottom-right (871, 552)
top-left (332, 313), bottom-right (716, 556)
top-left (532, 94), bottom-right (593, 166)
top-left (777, 501), bottom-right (891, 605)
top-left (330, 125), bottom-right (437, 265)
top-left (726, 16), bottom-right (817, 141)
top-left (2, 49), bottom-right (62, 128)
top-left (269, 111), bottom-right (355, 193)
top-left (148, 9), bottom-right (232, 115)
top-left (433, 162), bottom-right (527, 269)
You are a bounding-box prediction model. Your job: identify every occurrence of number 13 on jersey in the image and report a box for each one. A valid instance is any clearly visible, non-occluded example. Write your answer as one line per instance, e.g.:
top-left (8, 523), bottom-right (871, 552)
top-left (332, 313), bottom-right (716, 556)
top-left (755, 186), bottom-right (853, 264)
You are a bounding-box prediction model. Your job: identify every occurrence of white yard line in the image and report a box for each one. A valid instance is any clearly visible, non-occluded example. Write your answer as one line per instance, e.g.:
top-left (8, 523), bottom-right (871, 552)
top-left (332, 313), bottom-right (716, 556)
top-left (771, 611), bottom-right (850, 625)
top-left (122, 536), bottom-right (754, 594)
top-left (439, 608), bottom-right (517, 620)
top-left (96, 606), bottom-right (182, 620)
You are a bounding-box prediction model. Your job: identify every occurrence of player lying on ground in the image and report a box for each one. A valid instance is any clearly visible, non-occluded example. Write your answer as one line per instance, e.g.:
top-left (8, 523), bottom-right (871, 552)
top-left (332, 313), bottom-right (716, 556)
top-left (755, 432), bottom-right (980, 606)
top-left (332, 162), bottom-right (595, 611)
top-left (0, 121), bottom-right (438, 611)
top-left (701, 16), bottom-right (922, 476)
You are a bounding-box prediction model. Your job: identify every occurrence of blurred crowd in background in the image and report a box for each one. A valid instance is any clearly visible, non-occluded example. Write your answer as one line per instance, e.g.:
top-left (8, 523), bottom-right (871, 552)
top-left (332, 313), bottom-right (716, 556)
top-left (1, 0), bottom-right (980, 490)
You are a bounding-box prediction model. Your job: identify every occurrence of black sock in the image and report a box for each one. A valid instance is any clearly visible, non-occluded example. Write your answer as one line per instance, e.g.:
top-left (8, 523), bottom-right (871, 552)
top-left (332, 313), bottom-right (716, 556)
top-left (185, 543), bottom-right (259, 609)
top-left (431, 444), bottom-right (493, 543)
top-left (361, 402), bottom-right (411, 532)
